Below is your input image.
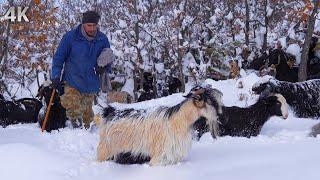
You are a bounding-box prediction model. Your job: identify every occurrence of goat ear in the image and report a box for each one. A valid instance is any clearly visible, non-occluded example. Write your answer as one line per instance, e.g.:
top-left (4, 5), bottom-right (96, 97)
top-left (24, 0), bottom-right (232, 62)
top-left (258, 83), bottom-right (273, 99)
top-left (36, 85), bottom-right (44, 99)
top-left (212, 89), bottom-right (223, 99)
top-left (183, 93), bottom-right (192, 98)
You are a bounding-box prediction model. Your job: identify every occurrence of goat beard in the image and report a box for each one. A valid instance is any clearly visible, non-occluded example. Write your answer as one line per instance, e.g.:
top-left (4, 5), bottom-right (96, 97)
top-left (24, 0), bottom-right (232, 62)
top-left (208, 117), bottom-right (220, 138)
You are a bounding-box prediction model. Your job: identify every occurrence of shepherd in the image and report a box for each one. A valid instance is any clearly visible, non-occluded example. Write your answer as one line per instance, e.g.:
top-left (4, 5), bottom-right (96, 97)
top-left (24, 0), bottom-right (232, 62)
top-left (51, 10), bottom-right (115, 129)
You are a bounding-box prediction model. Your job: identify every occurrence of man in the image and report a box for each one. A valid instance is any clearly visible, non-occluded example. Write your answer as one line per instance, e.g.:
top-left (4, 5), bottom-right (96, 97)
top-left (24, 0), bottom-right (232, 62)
top-left (51, 10), bottom-right (112, 129)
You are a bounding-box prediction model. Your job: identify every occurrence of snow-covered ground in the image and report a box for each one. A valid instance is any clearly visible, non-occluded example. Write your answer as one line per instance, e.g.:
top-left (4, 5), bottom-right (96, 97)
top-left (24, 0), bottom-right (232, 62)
top-left (1, 73), bottom-right (320, 180)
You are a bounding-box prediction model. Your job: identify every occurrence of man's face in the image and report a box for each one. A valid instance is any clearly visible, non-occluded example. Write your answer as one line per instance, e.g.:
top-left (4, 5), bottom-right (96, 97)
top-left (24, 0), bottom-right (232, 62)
top-left (83, 23), bottom-right (97, 37)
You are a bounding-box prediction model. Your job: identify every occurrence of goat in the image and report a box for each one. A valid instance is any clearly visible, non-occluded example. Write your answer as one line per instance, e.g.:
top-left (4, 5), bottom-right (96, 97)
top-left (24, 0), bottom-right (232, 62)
top-left (307, 37), bottom-right (320, 79)
top-left (136, 72), bottom-right (155, 102)
top-left (268, 49), bottom-right (298, 82)
top-left (97, 87), bottom-right (223, 165)
top-left (37, 81), bottom-right (67, 132)
top-left (0, 96), bottom-right (42, 128)
top-left (167, 77), bottom-right (182, 95)
top-left (107, 91), bottom-right (132, 104)
top-left (248, 49), bottom-right (298, 82)
top-left (229, 60), bottom-right (240, 79)
top-left (193, 94), bottom-right (288, 139)
top-left (252, 79), bottom-right (320, 118)
top-left (137, 90), bottom-right (154, 102)
top-left (248, 52), bottom-right (269, 70)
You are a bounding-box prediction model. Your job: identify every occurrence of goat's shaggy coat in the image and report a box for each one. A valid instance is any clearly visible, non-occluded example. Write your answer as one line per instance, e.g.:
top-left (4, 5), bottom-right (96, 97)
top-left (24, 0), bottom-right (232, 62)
top-left (193, 94), bottom-right (288, 138)
top-left (98, 106), bottom-right (151, 164)
top-left (97, 88), bottom-right (222, 165)
top-left (0, 96), bottom-right (43, 127)
top-left (252, 79), bottom-right (320, 118)
top-left (37, 82), bottom-right (67, 132)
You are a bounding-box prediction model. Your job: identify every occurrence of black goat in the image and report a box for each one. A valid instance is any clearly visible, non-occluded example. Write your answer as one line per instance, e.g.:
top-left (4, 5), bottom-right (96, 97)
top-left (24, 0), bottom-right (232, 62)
top-left (168, 77), bottom-right (182, 95)
top-left (248, 49), bottom-right (298, 82)
top-left (268, 49), bottom-right (298, 82)
top-left (193, 94), bottom-right (288, 139)
top-left (137, 91), bottom-right (154, 102)
top-left (249, 52), bottom-right (269, 70)
top-left (0, 95), bottom-right (42, 127)
top-left (307, 41), bottom-right (320, 79)
top-left (252, 79), bottom-right (320, 118)
top-left (137, 72), bottom-right (155, 102)
top-left (37, 82), bottom-right (66, 132)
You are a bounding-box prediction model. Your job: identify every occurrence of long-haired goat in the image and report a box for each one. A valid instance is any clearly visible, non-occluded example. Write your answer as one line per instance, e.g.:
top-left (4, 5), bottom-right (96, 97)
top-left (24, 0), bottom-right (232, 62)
top-left (97, 87), bottom-right (223, 166)
top-left (252, 79), bottom-right (320, 118)
top-left (37, 81), bottom-right (67, 132)
top-left (0, 96), bottom-right (42, 127)
top-left (193, 94), bottom-right (288, 138)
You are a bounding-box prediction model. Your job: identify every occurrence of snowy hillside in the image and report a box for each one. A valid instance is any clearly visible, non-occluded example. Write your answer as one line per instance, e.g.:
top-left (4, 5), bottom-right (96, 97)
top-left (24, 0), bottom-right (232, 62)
top-left (1, 73), bottom-right (320, 180)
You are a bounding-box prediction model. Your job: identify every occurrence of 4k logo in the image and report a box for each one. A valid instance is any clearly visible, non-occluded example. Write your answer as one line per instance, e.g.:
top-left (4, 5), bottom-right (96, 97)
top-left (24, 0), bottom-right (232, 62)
top-left (1, 7), bottom-right (29, 22)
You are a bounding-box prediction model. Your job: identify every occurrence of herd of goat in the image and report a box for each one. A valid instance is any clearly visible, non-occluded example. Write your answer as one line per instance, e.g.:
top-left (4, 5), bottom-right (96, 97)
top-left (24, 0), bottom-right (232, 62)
top-left (2, 46), bottom-right (320, 165)
top-left (248, 37), bottom-right (320, 82)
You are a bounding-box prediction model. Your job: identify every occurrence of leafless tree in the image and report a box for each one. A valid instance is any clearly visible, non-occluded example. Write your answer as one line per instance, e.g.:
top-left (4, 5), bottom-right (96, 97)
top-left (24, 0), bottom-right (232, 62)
top-left (299, 1), bottom-right (319, 81)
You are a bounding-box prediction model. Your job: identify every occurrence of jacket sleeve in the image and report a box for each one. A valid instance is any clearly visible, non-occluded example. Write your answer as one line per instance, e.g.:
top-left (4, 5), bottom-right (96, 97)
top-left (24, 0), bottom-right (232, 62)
top-left (51, 34), bottom-right (71, 80)
top-left (104, 36), bottom-right (110, 48)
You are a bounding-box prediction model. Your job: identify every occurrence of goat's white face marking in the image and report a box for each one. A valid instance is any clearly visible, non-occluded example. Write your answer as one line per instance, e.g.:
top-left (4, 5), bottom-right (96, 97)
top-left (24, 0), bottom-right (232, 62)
top-left (275, 94), bottom-right (288, 119)
top-left (42, 80), bottom-right (52, 88)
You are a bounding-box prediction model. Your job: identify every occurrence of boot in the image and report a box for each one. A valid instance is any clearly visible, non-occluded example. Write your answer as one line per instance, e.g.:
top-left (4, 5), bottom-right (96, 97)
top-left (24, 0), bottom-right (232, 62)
top-left (83, 122), bottom-right (90, 130)
top-left (83, 117), bottom-right (94, 130)
top-left (71, 118), bottom-right (83, 129)
top-left (66, 117), bottom-right (83, 129)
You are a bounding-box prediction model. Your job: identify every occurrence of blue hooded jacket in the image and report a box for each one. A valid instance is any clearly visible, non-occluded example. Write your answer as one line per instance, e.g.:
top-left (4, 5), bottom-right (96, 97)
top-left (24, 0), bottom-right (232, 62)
top-left (51, 25), bottom-right (110, 93)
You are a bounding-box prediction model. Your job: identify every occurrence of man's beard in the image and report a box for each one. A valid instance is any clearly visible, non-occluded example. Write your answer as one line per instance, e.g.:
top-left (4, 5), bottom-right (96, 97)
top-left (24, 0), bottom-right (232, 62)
top-left (87, 31), bottom-right (96, 37)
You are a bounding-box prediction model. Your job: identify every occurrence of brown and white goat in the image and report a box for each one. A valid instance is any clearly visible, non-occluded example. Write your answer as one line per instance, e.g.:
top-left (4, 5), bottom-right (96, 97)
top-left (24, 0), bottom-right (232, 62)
top-left (107, 91), bottom-right (132, 104)
top-left (97, 87), bottom-right (222, 166)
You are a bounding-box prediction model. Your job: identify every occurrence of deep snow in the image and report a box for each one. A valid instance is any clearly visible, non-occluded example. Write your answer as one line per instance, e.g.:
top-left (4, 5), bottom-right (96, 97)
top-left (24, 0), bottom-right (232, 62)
top-left (1, 73), bottom-right (320, 180)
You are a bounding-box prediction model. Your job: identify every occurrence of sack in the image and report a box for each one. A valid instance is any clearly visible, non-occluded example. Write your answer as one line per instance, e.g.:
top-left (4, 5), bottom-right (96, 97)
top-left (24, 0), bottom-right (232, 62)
top-left (100, 72), bottom-right (112, 93)
top-left (97, 48), bottom-right (115, 67)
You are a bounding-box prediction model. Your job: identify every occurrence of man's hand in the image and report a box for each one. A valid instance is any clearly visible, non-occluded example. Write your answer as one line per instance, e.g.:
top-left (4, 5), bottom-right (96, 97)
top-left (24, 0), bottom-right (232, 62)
top-left (96, 63), bottom-right (112, 75)
top-left (96, 66), bottom-right (105, 75)
top-left (51, 78), bottom-right (64, 95)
